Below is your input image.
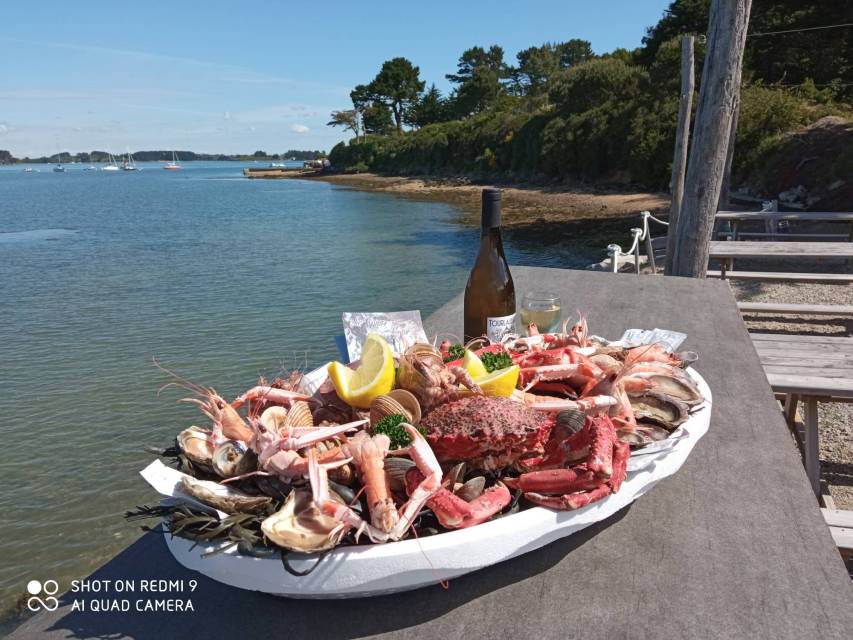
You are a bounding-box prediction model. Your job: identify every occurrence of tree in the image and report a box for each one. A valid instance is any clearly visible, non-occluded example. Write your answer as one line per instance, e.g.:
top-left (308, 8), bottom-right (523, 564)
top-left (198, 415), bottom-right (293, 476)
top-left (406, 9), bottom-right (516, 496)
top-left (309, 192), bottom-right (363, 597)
top-left (557, 39), bottom-right (594, 67)
top-left (327, 109), bottom-right (360, 139)
top-left (252, 150), bottom-right (267, 157)
top-left (446, 45), bottom-right (509, 116)
top-left (362, 102), bottom-right (394, 135)
top-left (511, 40), bottom-right (595, 96)
top-left (410, 84), bottom-right (449, 127)
top-left (367, 57), bottom-right (425, 133)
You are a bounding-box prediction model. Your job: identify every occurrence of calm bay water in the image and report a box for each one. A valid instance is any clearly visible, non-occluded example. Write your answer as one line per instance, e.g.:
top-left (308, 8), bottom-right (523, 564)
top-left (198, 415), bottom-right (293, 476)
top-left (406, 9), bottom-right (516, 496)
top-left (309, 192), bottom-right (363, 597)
top-left (0, 161), bottom-right (584, 620)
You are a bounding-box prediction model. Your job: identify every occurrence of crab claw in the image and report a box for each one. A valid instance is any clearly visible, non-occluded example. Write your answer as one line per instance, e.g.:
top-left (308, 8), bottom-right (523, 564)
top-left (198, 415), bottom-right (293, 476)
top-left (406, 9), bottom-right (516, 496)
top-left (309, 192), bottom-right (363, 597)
top-left (406, 470), bottom-right (511, 529)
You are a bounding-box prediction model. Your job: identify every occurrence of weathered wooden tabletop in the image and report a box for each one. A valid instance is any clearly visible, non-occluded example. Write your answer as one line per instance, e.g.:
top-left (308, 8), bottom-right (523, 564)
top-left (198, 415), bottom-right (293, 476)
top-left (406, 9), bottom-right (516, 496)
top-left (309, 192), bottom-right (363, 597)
top-left (9, 267), bottom-right (853, 640)
top-left (709, 240), bottom-right (853, 259)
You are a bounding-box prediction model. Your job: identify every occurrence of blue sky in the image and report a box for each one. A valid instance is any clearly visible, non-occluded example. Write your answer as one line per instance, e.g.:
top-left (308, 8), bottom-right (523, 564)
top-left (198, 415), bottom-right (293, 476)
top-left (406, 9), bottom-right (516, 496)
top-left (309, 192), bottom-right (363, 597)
top-left (0, 1), bottom-right (672, 156)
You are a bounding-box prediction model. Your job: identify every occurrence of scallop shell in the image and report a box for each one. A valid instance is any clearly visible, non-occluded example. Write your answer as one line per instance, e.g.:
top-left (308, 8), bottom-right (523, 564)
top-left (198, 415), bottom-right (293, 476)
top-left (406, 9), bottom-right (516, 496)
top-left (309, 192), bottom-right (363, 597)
top-left (177, 426), bottom-right (215, 469)
top-left (261, 488), bottom-right (346, 553)
top-left (284, 401), bottom-right (314, 428)
top-left (370, 395), bottom-right (412, 425)
top-left (387, 389), bottom-right (421, 425)
top-left (259, 406), bottom-right (289, 432)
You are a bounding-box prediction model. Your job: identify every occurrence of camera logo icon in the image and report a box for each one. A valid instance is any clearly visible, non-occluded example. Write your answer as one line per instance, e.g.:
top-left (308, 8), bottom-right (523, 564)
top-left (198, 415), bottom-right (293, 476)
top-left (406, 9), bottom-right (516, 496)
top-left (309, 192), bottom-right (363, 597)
top-left (26, 580), bottom-right (59, 612)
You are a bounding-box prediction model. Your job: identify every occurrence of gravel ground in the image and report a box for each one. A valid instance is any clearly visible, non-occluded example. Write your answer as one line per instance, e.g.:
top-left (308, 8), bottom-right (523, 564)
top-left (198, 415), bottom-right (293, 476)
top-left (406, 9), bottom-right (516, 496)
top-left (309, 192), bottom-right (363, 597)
top-left (730, 266), bottom-right (853, 510)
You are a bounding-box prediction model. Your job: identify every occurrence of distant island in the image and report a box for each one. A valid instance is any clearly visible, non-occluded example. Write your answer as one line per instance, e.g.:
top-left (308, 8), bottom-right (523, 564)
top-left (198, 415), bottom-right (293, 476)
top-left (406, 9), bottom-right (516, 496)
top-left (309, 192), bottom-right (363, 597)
top-left (0, 149), bottom-right (326, 165)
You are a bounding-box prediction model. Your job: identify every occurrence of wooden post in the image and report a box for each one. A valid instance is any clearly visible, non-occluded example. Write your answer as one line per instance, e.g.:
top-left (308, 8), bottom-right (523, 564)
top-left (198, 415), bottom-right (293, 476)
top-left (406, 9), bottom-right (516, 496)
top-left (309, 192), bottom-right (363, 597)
top-left (664, 36), bottom-right (695, 275)
top-left (718, 91), bottom-right (740, 211)
top-left (670, 0), bottom-right (753, 278)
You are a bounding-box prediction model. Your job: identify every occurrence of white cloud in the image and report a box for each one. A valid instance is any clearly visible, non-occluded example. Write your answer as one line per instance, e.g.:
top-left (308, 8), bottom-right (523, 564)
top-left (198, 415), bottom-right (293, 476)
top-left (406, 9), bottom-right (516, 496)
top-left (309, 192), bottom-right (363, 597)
top-left (0, 122), bottom-right (10, 134)
top-left (290, 124), bottom-right (310, 134)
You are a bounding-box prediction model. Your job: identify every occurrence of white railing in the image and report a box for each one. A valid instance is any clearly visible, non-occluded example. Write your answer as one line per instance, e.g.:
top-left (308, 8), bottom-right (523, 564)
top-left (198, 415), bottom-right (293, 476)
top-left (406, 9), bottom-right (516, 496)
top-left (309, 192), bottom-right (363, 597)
top-left (607, 211), bottom-right (670, 274)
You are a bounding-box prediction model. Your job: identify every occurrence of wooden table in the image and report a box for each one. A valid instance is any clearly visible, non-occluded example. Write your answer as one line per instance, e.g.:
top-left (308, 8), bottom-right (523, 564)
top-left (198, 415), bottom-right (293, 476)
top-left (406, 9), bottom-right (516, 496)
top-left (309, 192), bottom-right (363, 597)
top-left (752, 332), bottom-right (853, 495)
top-left (716, 211), bottom-right (853, 241)
top-left (709, 240), bottom-right (853, 276)
top-left (9, 268), bottom-right (853, 639)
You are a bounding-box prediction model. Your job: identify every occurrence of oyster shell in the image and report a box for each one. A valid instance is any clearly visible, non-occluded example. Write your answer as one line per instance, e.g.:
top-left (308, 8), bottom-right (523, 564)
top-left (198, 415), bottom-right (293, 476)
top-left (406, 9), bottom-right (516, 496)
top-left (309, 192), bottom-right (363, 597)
top-left (261, 488), bottom-right (346, 553)
top-left (177, 426), bottom-right (215, 470)
top-left (212, 439), bottom-right (257, 478)
top-left (179, 476), bottom-right (271, 514)
top-left (628, 391), bottom-right (689, 430)
top-left (626, 372), bottom-right (703, 407)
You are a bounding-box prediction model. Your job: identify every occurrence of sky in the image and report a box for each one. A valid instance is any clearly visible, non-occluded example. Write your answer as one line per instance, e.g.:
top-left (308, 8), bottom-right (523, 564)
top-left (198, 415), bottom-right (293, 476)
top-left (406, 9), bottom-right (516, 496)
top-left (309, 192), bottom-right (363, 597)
top-left (0, 1), bottom-right (673, 157)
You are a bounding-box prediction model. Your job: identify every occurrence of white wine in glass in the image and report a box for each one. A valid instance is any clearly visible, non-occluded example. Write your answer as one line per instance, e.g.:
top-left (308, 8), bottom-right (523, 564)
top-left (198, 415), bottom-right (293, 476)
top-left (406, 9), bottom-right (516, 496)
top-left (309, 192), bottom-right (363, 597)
top-left (520, 292), bottom-right (561, 334)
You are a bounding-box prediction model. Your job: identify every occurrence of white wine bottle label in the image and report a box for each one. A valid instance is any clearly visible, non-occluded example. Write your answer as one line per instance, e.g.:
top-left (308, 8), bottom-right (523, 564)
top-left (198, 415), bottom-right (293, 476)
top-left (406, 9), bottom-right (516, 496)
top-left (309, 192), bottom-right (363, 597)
top-left (486, 313), bottom-right (516, 342)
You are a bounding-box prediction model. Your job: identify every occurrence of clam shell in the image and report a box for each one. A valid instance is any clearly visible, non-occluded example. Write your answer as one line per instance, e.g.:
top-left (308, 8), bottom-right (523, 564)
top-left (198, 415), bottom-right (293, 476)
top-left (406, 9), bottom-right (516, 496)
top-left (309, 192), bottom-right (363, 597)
top-left (387, 389), bottom-right (421, 425)
top-left (384, 457), bottom-right (416, 494)
top-left (261, 488), bottom-right (346, 553)
top-left (177, 426), bottom-right (215, 469)
top-left (284, 401), bottom-right (314, 428)
top-left (212, 439), bottom-right (258, 478)
top-left (179, 476), bottom-right (271, 514)
top-left (556, 409), bottom-right (586, 435)
top-left (455, 476), bottom-right (486, 502)
top-left (370, 395), bottom-right (412, 425)
top-left (259, 406), bottom-right (289, 432)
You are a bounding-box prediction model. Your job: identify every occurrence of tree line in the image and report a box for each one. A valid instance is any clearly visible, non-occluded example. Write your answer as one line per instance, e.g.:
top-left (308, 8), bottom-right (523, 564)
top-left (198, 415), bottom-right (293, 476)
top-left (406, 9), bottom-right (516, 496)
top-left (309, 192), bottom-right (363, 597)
top-left (0, 149), bottom-right (327, 164)
top-left (327, 0), bottom-right (852, 188)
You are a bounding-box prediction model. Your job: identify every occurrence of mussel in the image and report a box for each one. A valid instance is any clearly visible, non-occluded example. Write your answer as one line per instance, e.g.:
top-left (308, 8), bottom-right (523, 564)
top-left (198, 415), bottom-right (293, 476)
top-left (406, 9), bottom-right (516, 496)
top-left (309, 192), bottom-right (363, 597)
top-left (261, 488), bottom-right (346, 553)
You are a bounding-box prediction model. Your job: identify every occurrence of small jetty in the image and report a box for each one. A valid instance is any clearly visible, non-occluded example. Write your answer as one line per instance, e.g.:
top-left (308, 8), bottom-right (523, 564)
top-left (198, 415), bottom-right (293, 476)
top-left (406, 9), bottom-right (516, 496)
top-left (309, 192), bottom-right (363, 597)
top-left (243, 160), bottom-right (326, 179)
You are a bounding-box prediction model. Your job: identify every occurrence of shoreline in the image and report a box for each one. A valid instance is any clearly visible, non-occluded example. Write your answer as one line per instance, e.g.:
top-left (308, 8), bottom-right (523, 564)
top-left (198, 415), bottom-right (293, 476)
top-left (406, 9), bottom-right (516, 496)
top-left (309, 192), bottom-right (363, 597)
top-left (304, 172), bottom-right (670, 228)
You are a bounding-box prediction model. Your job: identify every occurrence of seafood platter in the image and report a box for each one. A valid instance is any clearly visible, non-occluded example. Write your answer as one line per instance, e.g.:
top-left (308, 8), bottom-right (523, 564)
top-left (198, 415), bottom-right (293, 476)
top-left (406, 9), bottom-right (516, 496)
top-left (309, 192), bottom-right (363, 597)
top-left (138, 317), bottom-right (711, 597)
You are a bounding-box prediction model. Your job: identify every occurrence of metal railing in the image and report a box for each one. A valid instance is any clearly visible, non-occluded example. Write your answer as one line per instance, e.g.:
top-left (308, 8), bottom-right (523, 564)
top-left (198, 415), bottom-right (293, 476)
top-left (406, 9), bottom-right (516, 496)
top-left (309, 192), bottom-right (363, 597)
top-left (606, 211), bottom-right (670, 274)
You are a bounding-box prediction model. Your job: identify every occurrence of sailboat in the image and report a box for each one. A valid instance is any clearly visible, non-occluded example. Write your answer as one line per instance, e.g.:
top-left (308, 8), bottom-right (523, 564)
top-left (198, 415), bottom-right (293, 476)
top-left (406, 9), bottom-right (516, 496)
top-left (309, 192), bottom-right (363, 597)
top-left (102, 153), bottom-right (120, 172)
top-left (53, 161), bottom-right (65, 173)
top-left (164, 150), bottom-right (181, 170)
top-left (121, 150), bottom-right (139, 171)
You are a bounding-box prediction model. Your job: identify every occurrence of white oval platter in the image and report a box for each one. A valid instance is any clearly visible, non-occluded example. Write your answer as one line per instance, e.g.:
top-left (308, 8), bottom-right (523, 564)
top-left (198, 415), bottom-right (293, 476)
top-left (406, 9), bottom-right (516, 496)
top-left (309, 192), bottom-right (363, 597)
top-left (154, 368), bottom-right (712, 598)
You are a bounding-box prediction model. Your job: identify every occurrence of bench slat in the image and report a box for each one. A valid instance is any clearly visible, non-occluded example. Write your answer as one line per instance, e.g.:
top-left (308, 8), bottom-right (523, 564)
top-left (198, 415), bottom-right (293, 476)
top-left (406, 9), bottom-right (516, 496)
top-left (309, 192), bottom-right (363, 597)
top-left (822, 509), bottom-right (853, 529)
top-left (708, 270), bottom-right (853, 283)
top-left (738, 302), bottom-right (853, 316)
top-left (752, 333), bottom-right (853, 344)
top-left (762, 373), bottom-right (853, 397)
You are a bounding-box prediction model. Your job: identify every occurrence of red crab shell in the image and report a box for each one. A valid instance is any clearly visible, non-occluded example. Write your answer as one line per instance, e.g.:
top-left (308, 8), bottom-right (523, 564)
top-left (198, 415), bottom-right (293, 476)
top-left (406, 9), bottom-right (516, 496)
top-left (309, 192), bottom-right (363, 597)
top-left (420, 396), bottom-right (555, 469)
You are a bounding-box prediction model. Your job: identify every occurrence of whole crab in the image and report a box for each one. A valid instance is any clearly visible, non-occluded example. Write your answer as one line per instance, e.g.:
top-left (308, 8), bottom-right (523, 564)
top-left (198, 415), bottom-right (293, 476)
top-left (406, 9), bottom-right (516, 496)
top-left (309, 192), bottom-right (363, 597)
top-left (419, 395), bottom-right (629, 511)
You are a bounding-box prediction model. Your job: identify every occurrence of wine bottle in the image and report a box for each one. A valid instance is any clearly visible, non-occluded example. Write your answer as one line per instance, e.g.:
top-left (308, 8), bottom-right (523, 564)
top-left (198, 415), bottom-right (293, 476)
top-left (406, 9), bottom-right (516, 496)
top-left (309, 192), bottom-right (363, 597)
top-left (464, 188), bottom-right (516, 342)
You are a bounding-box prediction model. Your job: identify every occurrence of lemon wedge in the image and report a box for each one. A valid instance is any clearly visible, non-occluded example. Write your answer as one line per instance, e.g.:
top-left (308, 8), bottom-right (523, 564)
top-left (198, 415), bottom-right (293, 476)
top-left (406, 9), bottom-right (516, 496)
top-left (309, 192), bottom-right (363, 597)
top-left (328, 333), bottom-right (395, 408)
top-left (462, 349), bottom-right (489, 379)
top-left (474, 365), bottom-right (520, 398)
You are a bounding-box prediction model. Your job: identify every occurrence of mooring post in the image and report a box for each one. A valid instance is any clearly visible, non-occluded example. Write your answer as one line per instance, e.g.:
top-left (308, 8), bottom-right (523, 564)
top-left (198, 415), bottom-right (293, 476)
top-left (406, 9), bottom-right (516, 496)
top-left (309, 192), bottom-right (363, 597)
top-left (671, 0), bottom-right (753, 278)
top-left (664, 35), bottom-right (695, 276)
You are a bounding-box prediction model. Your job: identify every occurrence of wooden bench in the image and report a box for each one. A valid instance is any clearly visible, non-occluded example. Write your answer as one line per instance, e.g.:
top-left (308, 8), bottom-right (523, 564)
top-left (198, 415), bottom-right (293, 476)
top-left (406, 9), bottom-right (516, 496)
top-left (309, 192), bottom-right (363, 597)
top-left (751, 333), bottom-right (853, 495)
top-left (707, 270), bottom-right (853, 284)
top-left (822, 509), bottom-right (853, 561)
top-left (738, 302), bottom-right (853, 316)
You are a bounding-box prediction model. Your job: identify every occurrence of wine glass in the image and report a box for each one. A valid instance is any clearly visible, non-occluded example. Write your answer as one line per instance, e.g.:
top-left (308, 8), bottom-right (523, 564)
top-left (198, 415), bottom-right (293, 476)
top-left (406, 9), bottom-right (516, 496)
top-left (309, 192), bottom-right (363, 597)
top-left (520, 291), bottom-right (562, 335)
